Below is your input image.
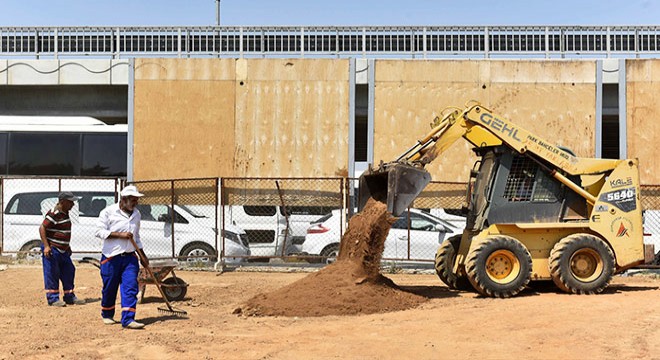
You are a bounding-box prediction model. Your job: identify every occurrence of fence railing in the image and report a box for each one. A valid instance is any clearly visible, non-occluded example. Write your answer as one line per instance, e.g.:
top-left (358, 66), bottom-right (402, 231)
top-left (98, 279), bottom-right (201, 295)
top-left (1, 26), bottom-right (660, 59)
top-left (2, 176), bottom-right (660, 267)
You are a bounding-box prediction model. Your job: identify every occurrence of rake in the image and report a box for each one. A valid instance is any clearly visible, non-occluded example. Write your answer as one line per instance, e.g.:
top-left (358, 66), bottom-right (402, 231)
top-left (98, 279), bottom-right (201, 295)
top-left (128, 237), bottom-right (188, 318)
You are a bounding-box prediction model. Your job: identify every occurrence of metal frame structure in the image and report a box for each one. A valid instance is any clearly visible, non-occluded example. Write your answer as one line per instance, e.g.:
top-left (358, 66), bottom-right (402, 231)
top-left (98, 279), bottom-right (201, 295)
top-left (2, 26), bottom-right (660, 59)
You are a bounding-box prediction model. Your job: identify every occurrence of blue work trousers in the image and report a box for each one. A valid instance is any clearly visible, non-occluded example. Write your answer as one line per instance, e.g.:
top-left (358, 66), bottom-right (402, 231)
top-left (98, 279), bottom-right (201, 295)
top-left (100, 253), bottom-right (139, 327)
top-left (42, 245), bottom-right (77, 304)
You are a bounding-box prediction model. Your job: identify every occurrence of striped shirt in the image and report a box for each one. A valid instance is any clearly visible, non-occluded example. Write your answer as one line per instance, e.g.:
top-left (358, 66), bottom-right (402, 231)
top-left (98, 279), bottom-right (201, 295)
top-left (42, 209), bottom-right (72, 251)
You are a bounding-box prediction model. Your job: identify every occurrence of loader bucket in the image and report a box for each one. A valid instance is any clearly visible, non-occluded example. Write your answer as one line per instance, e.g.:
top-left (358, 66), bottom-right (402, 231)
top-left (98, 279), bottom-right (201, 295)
top-left (358, 164), bottom-right (432, 217)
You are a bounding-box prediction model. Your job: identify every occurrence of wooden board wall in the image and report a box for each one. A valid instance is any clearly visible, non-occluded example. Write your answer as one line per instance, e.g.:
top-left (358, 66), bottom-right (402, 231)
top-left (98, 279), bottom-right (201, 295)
top-left (374, 60), bottom-right (597, 182)
top-left (234, 59), bottom-right (349, 177)
top-left (627, 60), bottom-right (660, 184)
top-left (134, 58), bottom-right (350, 180)
top-left (134, 59), bottom-right (236, 180)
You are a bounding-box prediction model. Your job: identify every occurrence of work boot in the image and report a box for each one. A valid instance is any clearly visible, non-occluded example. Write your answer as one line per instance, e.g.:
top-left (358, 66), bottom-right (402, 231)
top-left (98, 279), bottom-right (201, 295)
top-left (124, 321), bottom-right (145, 329)
top-left (66, 297), bottom-right (85, 305)
top-left (102, 318), bottom-right (118, 325)
top-left (49, 300), bottom-right (67, 307)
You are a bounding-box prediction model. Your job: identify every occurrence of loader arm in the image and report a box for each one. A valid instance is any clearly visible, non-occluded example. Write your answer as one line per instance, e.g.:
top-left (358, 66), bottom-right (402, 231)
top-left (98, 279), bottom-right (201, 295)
top-left (359, 102), bottom-right (621, 215)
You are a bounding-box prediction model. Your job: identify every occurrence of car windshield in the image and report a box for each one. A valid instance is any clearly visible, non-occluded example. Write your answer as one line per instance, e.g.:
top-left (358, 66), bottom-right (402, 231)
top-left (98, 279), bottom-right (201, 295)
top-left (313, 212), bottom-right (333, 224)
top-left (412, 211), bottom-right (456, 229)
top-left (179, 205), bottom-right (208, 218)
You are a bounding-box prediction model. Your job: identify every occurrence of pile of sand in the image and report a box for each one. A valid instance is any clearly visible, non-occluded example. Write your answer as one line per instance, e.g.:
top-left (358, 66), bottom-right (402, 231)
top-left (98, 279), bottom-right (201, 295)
top-left (240, 199), bottom-right (426, 317)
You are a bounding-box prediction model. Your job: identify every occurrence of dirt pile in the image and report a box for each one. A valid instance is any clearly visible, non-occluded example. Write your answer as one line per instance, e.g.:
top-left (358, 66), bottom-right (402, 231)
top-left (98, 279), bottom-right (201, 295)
top-left (240, 198), bottom-right (427, 317)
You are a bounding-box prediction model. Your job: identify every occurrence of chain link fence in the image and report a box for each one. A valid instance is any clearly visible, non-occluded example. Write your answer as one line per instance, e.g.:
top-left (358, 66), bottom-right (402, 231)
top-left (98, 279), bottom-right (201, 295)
top-left (129, 178), bottom-right (233, 267)
top-left (342, 179), bottom-right (468, 263)
top-left (3, 177), bottom-right (659, 267)
top-left (0, 177), bottom-right (122, 260)
top-left (376, 181), bottom-right (468, 263)
top-left (221, 178), bottom-right (344, 263)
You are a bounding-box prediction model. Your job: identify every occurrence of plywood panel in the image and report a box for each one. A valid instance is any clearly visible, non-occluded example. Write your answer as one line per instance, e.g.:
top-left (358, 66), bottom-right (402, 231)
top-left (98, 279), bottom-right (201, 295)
top-left (627, 60), bottom-right (660, 184)
top-left (488, 60), bottom-right (595, 83)
top-left (239, 58), bottom-right (350, 81)
top-left (234, 59), bottom-right (350, 177)
top-left (134, 80), bottom-right (236, 180)
top-left (374, 60), bottom-right (596, 182)
top-left (374, 80), bottom-right (484, 182)
top-left (375, 60), bottom-right (483, 83)
top-left (488, 83), bottom-right (596, 157)
top-left (135, 58), bottom-right (235, 81)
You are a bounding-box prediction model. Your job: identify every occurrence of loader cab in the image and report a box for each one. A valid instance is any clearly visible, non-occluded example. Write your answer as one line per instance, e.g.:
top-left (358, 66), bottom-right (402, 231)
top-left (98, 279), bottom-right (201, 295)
top-left (467, 146), bottom-right (588, 230)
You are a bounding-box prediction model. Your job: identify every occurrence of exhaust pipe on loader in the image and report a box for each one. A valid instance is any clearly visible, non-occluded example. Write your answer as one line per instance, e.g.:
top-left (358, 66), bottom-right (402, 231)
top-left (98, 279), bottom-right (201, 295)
top-left (358, 163), bottom-right (432, 217)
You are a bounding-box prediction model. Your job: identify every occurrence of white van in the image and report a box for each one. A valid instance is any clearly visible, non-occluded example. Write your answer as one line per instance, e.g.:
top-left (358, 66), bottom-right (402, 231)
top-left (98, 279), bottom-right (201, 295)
top-left (226, 205), bottom-right (336, 257)
top-left (2, 191), bottom-right (250, 264)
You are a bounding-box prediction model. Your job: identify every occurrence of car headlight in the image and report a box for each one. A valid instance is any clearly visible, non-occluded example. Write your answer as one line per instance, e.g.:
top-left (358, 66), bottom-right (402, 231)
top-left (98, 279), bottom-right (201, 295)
top-left (221, 230), bottom-right (241, 244)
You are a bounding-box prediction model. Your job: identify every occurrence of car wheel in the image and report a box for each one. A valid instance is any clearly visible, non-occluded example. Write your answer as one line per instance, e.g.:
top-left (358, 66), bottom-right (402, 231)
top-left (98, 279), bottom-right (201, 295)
top-left (179, 243), bottom-right (217, 264)
top-left (320, 243), bottom-right (340, 264)
top-left (19, 240), bottom-right (43, 261)
top-left (162, 277), bottom-right (188, 301)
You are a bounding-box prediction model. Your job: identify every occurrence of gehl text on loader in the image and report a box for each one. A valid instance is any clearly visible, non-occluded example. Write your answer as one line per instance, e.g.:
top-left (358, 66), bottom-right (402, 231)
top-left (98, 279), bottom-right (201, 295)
top-left (358, 101), bottom-right (643, 298)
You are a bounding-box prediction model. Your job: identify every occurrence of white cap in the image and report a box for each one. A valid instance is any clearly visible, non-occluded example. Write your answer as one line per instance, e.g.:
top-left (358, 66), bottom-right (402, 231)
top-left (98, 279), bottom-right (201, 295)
top-left (120, 185), bottom-right (144, 198)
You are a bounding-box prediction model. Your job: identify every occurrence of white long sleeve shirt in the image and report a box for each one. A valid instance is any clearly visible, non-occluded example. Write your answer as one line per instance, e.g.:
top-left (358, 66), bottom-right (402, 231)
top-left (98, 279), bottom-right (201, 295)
top-left (95, 203), bottom-right (144, 258)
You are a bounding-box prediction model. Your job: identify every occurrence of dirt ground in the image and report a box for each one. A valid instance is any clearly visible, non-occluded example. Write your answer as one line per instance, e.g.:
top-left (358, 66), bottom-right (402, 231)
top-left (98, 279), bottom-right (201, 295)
top-left (2, 264), bottom-right (660, 360)
top-left (243, 199), bottom-right (427, 317)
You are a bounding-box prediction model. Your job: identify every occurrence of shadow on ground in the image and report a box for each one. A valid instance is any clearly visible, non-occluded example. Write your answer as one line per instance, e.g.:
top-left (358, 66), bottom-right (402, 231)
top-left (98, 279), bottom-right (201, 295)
top-left (397, 285), bottom-right (461, 299)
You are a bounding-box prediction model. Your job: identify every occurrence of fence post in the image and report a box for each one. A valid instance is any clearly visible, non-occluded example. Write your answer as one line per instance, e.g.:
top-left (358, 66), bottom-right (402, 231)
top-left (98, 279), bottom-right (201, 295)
top-left (275, 180), bottom-right (290, 257)
top-left (220, 177), bottom-right (226, 266)
top-left (215, 177), bottom-right (220, 262)
top-left (407, 206), bottom-right (411, 260)
top-left (170, 180), bottom-right (175, 258)
top-left (340, 178), bottom-right (345, 249)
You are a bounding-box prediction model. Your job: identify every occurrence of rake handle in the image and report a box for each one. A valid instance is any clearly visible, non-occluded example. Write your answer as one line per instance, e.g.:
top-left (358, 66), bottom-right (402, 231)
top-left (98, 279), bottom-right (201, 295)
top-left (127, 237), bottom-right (175, 312)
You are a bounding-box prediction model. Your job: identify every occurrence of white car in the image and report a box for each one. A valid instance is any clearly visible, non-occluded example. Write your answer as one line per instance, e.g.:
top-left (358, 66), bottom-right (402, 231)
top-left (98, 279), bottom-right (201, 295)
top-left (302, 208), bottom-right (464, 262)
top-left (3, 191), bottom-right (250, 264)
top-left (643, 210), bottom-right (660, 263)
top-left (224, 205), bottom-right (334, 258)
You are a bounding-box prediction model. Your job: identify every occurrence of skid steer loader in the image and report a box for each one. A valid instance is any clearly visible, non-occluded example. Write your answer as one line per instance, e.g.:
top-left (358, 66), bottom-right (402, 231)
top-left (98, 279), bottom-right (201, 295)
top-left (358, 101), bottom-right (643, 298)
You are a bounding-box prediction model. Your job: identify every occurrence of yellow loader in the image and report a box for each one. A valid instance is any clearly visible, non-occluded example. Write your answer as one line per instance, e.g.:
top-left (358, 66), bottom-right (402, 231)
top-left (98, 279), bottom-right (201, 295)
top-left (358, 101), bottom-right (643, 298)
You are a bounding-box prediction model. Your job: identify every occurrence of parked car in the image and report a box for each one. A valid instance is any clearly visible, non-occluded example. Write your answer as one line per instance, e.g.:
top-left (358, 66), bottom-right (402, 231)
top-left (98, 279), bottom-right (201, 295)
top-left (2, 191), bottom-right (250, 264)
top-left (226, 205), bottom-right (336, 257)
top-left (301, 208), bottom-right (463, 263)
top-left (643, 210), bottom-right (660, 263)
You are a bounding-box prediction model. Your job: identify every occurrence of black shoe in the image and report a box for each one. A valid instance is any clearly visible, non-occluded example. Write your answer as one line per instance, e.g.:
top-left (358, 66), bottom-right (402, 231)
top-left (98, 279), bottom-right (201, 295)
top-left (49, 300), bottom-right (67, 307)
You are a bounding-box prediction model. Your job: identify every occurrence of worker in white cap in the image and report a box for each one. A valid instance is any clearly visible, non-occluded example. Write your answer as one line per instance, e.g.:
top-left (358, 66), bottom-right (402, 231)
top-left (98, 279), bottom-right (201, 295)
top-left (95, 185), bottom-right (149, 329)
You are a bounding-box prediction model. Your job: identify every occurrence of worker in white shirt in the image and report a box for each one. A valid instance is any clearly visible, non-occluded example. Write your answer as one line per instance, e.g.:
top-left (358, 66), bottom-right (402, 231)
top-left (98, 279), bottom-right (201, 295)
top-left (95, 185), bottom-right (150, 330)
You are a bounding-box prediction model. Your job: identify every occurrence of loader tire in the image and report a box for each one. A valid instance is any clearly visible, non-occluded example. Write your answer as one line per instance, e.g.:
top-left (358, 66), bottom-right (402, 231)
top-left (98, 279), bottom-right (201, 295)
top-left (435, 235), bottom-right (472, 291)
top-left (549, 233), bottom-right (614, 295)
top-left (465, 235), bottom-right (532, 298)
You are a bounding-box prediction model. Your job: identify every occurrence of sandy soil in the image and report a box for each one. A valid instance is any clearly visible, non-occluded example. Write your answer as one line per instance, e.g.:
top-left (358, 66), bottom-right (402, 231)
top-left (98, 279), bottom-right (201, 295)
top-left (243, 199), bottom-right (426, 317)
top-left (1, 264), bottom-right (660, 360)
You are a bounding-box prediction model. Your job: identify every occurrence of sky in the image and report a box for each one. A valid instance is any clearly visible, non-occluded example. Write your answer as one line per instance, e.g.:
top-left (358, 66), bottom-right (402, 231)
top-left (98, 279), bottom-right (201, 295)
top-left (0, 0), bottom-right (658, 27)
